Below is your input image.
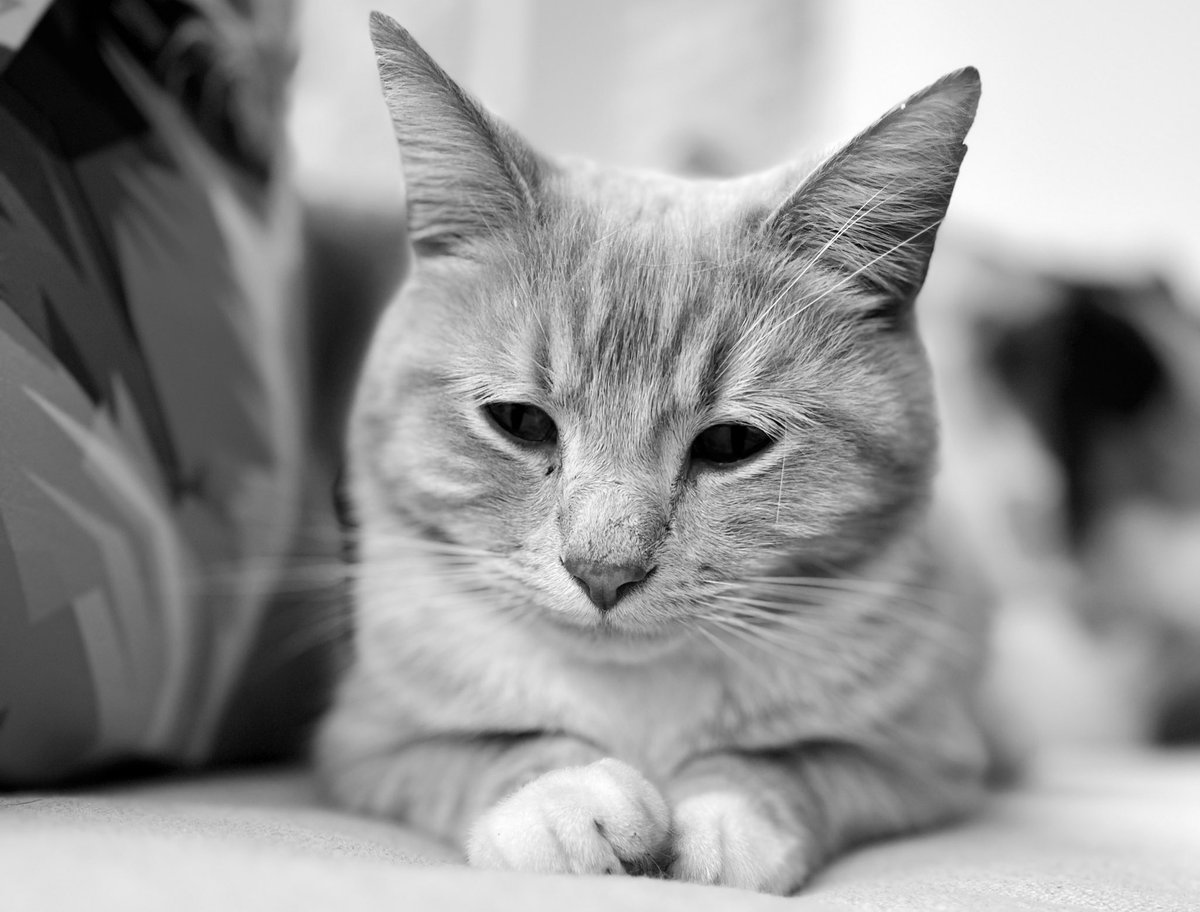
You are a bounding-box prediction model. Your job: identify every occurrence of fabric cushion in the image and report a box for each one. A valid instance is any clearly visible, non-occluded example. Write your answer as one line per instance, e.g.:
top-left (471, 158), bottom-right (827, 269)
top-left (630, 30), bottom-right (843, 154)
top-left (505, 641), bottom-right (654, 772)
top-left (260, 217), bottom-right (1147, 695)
top-left (0, 1), bottom-right (323, 782)
top-left (2, 749), bottom-right (1197, 910)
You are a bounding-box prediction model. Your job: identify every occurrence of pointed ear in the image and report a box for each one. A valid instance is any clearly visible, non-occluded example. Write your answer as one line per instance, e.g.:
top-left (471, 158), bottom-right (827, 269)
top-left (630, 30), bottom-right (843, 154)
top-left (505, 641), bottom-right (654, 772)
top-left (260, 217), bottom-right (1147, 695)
top-left (763, 68), bottom-right (980, 316)
top-left (368, 12), bottom-right (545, 256)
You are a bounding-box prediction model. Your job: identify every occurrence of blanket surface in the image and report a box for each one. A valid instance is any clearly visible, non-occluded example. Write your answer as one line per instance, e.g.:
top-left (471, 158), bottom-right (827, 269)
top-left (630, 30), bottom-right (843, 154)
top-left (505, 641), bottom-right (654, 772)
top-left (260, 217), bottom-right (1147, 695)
top-left (2, 749), bottom-right (1197, 911)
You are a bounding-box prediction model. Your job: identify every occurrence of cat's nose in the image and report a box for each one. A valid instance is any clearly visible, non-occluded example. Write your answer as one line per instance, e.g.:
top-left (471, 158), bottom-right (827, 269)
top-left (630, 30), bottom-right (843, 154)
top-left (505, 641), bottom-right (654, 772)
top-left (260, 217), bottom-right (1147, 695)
top-left (562, 557), bottom-right (653, 612)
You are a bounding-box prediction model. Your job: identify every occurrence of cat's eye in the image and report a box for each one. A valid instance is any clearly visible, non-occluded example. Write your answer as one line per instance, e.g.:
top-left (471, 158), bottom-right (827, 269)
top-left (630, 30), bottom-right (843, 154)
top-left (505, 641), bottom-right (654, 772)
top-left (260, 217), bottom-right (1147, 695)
top-left (691, 423), bottom-right (773, 465)
top-left (484, 402), bottom-right (557, 445)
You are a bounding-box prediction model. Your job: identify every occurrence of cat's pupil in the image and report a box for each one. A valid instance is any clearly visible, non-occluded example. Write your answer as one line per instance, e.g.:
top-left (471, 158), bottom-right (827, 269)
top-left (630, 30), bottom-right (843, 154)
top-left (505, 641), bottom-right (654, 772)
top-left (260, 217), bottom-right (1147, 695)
top-left (691, 424), bottom-right (772, 465)
top-left (485, 402), bottom-right (557, 444)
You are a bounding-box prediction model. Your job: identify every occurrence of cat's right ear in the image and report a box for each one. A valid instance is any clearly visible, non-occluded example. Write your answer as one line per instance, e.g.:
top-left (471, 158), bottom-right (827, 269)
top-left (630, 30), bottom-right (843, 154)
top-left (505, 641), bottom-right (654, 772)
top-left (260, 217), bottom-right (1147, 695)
top-left (368, 13), bottom-right (544, 257)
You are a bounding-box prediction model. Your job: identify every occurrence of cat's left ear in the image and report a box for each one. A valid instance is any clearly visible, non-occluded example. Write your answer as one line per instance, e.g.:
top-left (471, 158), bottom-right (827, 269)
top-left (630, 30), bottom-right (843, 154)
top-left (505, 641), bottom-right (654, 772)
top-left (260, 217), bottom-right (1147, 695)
top-left (368, 13), bottom-right (546, 256)
top-left (764, 68), bottom-right (980, 318)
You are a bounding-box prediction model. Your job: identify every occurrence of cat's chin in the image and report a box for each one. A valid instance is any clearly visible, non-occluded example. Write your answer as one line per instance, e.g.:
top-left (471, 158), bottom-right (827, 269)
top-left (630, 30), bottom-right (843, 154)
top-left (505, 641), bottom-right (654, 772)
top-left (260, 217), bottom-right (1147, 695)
top-left (539, 611), bottom-right (688, 659)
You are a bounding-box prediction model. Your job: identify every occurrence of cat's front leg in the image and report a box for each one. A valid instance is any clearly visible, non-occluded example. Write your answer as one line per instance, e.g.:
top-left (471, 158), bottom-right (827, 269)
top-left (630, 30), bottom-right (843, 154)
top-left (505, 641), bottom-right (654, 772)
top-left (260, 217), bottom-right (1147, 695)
top-left (669, 783), bottom-right (814, 893)
top-left (317, 715), bottom-right (670, 875)
top-left (467, 757), bottom-right (671, 876)
top-left (667, 744), bottom-right (983, 894)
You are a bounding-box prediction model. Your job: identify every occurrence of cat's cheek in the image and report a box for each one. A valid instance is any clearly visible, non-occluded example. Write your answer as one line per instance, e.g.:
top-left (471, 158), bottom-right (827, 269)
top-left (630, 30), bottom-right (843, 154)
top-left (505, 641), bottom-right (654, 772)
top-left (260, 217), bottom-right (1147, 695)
top-left (668, 791), bottom-right (814, 894)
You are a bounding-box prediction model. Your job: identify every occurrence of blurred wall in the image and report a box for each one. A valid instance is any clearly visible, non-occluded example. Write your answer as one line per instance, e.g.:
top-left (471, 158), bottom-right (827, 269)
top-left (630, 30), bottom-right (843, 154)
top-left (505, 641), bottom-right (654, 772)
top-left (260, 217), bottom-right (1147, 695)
top-left (289, 0), bottom-right (830, 200)
top-left (820, 0), bottom-right (1200, 298)
top-left (290, 0), bottom-right (1200, 295)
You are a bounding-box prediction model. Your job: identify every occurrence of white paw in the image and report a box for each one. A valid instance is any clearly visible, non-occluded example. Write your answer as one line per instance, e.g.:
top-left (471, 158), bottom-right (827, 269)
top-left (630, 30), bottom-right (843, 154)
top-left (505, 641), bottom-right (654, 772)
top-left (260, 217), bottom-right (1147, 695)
top-left (669, 791), bottom-right (811, 893)
top-left (466, 758), bottom-right (671, 876)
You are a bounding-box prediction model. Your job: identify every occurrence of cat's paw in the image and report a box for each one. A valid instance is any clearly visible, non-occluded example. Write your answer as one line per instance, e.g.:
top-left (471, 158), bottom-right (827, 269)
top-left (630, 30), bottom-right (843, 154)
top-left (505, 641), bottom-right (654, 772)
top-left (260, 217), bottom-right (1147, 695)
top-left (669, 790), bottom-right (812, 894)
top-left (466, 758), bottom-right (671, 876)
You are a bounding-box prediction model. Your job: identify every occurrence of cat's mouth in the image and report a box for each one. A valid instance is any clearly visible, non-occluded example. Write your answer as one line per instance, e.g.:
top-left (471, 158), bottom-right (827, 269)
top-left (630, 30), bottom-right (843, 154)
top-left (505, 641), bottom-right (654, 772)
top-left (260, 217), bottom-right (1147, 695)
top-left (539, 610), bottom-right (690, 660)
top-left (538, 596), bottom-right (690, 648)
top-left (505, 559), bottom-right (690, 646)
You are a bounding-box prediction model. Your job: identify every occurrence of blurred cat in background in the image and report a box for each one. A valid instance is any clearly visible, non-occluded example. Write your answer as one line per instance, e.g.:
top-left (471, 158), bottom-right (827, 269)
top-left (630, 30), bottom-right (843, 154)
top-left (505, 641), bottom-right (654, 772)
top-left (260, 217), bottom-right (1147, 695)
top-left (923, 254), bottom-right (1200, 750)
top-left (316, 12), bottom-right (984, 893)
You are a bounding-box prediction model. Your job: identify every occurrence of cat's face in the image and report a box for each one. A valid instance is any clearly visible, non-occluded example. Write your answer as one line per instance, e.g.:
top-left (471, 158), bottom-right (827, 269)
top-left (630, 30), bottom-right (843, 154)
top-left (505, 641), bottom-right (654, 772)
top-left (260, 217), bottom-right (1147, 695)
top-left (352, 18), bottom-right (978, 644)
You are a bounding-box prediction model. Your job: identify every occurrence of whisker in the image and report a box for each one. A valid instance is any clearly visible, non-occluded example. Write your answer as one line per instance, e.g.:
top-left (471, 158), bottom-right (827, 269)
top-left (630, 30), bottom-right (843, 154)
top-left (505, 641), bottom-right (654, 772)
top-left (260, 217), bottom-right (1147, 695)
top-left (743, 179), bottom-right (902, 339)
top-left (783, 219), bottom-right (942, 330)
top-left (691, 621), bottom-right (749, 667)
top-left (267, 613), bottom-right (355, 666)
top-left (742, 574), bottom-right (943, 595)
top-left (697, 612), bottom-right (803, 665)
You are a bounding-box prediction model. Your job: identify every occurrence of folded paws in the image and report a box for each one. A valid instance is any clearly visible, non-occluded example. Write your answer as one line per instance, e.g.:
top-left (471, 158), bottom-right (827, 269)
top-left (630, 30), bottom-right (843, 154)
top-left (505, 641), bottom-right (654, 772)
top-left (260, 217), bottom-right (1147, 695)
top-left (466, 758), bottom-right (671, 876)
top-left (669, 790), bottom-right (812, 894)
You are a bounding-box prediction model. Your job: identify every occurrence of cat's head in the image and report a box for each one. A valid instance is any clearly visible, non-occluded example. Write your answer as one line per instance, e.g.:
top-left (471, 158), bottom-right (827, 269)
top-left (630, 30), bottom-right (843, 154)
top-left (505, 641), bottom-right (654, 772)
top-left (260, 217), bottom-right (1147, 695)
top-left (352, 13), bottom-right (979, 643)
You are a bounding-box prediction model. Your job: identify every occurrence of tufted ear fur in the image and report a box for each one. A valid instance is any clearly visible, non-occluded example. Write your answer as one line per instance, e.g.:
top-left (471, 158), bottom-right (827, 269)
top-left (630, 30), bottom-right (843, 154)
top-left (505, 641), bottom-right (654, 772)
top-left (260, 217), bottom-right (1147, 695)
top-left (368, 12), bottom-right (546, 257)
top-left (764, 68), bottom-right (980, 320)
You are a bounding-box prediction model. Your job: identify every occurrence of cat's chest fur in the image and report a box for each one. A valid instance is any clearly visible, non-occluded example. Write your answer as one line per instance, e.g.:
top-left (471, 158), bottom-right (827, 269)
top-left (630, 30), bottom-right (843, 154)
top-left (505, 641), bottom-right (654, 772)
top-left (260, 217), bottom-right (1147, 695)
top-left (525, 644), bottom-right (732, 775)
top-left (384, 603), bottom-right (748, 778)
top-left (355, 531), bottom-right (953, 782)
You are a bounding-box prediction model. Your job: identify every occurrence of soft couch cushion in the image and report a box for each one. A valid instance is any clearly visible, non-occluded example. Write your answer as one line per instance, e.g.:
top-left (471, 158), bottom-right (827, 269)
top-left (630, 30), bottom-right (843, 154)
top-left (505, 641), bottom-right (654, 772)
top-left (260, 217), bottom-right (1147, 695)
top-left (2, 749), bottom-right (1196, 910)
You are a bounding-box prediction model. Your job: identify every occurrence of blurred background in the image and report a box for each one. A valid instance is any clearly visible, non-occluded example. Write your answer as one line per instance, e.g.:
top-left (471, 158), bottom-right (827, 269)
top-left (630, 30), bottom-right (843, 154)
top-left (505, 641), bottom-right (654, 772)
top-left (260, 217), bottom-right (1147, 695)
top-left (2, 0), bottom-right (1197, 783)
top-left (292, 0), bottom-right (1200, 301)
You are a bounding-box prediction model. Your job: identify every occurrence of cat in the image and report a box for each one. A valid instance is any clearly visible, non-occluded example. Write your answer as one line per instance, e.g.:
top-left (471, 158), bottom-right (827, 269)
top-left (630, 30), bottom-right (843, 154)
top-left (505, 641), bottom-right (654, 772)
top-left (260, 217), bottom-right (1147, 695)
top-left (315, 11), bottom-right (984, 894)
top-left (927, 259), bottom-right (1200, 747)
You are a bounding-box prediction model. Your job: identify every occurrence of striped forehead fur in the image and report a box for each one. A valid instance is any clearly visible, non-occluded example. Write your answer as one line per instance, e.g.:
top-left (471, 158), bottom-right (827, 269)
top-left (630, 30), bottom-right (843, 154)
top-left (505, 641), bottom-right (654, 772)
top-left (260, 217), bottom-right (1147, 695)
top-left (354, 14), bottom-right (978, 581)
top-left (433, 170), bottom-right (901, 448)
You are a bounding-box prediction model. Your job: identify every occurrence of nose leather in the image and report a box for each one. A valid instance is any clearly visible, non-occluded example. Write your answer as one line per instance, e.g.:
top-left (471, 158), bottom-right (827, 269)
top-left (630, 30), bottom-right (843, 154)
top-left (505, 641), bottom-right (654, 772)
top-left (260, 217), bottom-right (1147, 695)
top-left (562, 557), bottom-right (652, 611)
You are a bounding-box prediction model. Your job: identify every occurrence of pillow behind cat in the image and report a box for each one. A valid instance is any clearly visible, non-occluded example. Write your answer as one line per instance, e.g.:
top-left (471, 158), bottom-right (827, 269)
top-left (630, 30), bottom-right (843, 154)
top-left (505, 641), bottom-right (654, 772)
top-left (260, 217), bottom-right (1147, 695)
top-left (0, 0), bottom-right (335, 783)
